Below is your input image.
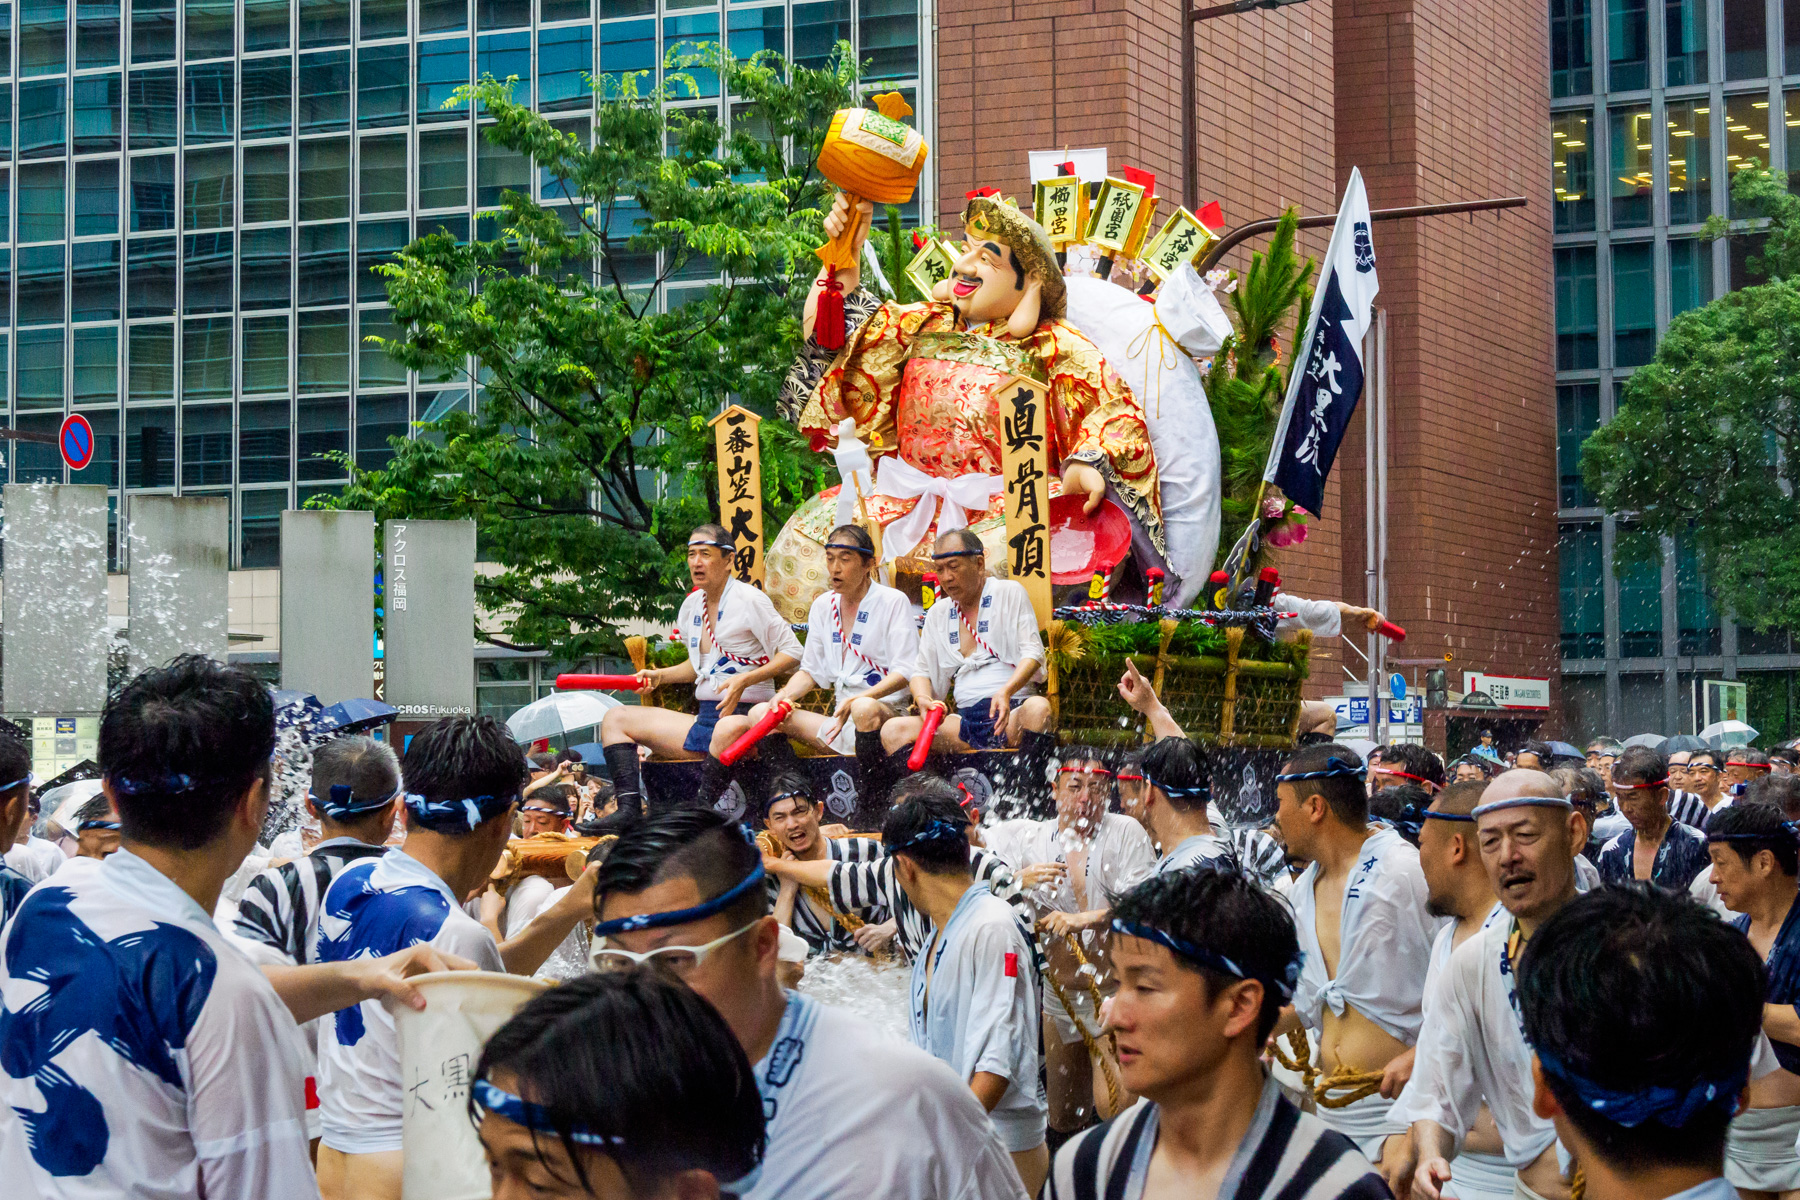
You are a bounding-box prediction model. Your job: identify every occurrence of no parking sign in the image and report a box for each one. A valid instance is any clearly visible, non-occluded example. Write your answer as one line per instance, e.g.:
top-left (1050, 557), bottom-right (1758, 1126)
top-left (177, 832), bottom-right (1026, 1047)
top-left (58, 414), bottom-right (94, 471)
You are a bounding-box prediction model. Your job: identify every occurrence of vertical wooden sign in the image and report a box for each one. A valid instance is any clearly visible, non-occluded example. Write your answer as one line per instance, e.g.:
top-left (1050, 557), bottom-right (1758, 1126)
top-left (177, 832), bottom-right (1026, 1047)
top-left (997, 375), bottom-right (1051, 631)
top-left (710, 404), bottom-right (765, 586)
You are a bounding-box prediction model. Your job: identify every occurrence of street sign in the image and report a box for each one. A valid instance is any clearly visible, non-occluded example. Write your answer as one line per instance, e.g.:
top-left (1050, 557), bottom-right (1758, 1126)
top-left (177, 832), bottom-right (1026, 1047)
top-left (58, 414), bottom-right (94, 471)
top-left (1461, 672), bottom-right (1550, 709)
top-left (1389, 672), bottom-right (1407, 701)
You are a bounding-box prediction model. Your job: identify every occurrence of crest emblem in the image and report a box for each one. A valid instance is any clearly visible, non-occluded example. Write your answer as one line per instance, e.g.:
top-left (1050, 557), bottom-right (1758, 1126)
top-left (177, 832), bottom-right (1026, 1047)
top-left (1353, 222), bottom-right (1375, 273)
top-left (714, 780), bottom-right (747, 822)
top-left (826, 769), bottom-right (858, 818)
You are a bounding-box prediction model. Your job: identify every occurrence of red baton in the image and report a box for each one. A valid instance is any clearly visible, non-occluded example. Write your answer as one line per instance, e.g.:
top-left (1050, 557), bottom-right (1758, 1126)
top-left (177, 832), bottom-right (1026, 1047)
top-left (720, 700), bottom-right (794, 766)
top-left (555, 674), bottom-right (644, 691)
top-left (1376, 621), bottom-right (1407, 642)
top-left (909, 704), bottom-right (946, 772)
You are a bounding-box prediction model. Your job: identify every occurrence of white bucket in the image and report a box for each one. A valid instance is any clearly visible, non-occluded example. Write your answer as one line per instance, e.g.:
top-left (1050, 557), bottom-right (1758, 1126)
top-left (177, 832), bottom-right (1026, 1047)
top-left (393, 970), bottom-right (548, 1200)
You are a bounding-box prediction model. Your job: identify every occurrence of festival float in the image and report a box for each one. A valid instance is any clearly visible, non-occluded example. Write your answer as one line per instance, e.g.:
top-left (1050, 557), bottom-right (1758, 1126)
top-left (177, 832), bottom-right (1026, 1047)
top-left (562, 94), bottom-right (1376, 825)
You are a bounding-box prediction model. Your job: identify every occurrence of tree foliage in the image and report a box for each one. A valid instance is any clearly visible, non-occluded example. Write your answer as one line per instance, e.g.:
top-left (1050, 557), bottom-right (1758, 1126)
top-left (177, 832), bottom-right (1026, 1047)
top-left (1582, 164), bottom-right (1800, 632)
top-left (328, 45), bottom-right (868, 657)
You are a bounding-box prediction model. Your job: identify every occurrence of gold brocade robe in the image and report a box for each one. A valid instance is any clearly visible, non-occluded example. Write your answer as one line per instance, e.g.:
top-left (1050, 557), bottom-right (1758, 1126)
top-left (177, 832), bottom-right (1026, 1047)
top-left (765, 298), bottom-right (1164, 622)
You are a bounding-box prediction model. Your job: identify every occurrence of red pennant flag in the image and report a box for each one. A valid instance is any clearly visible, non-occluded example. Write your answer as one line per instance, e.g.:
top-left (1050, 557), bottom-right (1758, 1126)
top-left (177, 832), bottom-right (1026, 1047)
top-left (1120, 166), bottom-right (1156, 195)
top-left (964, 186), bottom-right (1000, 200)
top-left (1058, 162), bottom-right (1077, 177)
top-left (1197, 200), bottom-right (1225, 231)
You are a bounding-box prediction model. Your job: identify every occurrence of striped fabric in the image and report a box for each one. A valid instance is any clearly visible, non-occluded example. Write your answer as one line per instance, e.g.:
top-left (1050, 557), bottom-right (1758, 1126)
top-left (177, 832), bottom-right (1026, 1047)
top-left (828, 845), bottom-right (1028, 960)
top-left (1227, 827), bottom-right (1292, 888)
top-left (784, 835), bottom-right (887, 954)
top-left (232, 840), bottom-right (390, 965)
top-left (1668, 789), bottom-right (1711, 831)
top-left (1048, 1085), bottom-right (1388, 1200)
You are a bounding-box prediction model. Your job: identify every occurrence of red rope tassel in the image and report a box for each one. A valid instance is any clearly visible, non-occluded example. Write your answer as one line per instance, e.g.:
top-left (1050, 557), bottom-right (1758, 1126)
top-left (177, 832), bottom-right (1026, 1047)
top-left (815, 277), bottom-right (847, 351)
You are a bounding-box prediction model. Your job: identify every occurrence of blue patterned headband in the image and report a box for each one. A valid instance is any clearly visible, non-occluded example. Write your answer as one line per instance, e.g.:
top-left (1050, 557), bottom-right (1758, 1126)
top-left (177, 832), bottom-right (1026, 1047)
top-left (1471, 796), bottom-right (1574, 820)
top-left (1111, 918), bottom-right (1300, 1003)
top-left (312, 783), bottom-right (401, 821)
top-left (1143, 773), bottom-right (1210, 802)
top-left (885, 819), bottom-right (968, 857)
top-left (1276, 757), bottom-right (1366, 783)
top-left (404, 790), bottom-right (520, 832)
top-left (77, 819), bottom-right (120, 833)
top-left (0, 773), bottom-right (33, 793)
top-left (689, 539), bottom-right (736, 553)
top-left (472, 1078), bottom-right (622, 1147)
top-left (110, 773), bottom-right (198, 795)
top-left (1709, 821), bottom-right (1800, 846)
top-left (1535, 1047), bottom-right (1745, 1129)
top-left (593, 827), bottom-right (768, 938)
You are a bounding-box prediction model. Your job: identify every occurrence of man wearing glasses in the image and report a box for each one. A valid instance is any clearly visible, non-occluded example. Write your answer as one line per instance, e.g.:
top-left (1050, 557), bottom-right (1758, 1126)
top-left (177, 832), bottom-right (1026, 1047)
top-left (590, 807), bottom-right (1029, 1200)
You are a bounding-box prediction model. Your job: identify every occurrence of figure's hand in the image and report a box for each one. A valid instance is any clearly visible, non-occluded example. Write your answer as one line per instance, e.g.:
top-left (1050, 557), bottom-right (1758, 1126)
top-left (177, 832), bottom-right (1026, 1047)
top-left (1380, 1135), bottom-right (1417, 1200)
top-left (1116, 658), bottom-right (1163, 716)
top-left (1337, 603), bottom-right (1386, 633)
top-left (1019, 862), bottom-right (1067, 889)
top-left (635, 667), bottom-right (661, 690)
top-left (853, 919), bottom-right (898, 954)
top-left (1413, 1157), bottom-right (1453, 1200)
top-left (478, 885), bottom-right (505, 926)
top-left (824, 193), bottom-right (875, 247)
top-left (1061, 461), bottom-right (1108, 516)
top-left (717, 676), bottom-right (751, 718)
top-left (821, 698), bottom-right (854, 745)
top-left (1380, 1046), bottom-right (1417, 1099)
top-left (990, 691), bottom-right (1013, 737)
top-left (818, 823), bottom-right (851, 839)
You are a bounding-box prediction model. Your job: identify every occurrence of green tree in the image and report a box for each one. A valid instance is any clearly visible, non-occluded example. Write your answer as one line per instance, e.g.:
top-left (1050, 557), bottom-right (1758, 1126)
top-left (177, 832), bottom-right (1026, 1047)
top-left (329, 45), bottom-right (869, 658)
top-left (1582, 164), bottom-right (1800, 633)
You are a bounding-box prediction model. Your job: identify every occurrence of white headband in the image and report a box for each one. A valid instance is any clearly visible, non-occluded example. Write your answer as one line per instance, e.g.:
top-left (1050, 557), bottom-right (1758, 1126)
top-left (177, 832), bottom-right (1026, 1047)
top-left (1471, 795), bottom-right (1575, 820)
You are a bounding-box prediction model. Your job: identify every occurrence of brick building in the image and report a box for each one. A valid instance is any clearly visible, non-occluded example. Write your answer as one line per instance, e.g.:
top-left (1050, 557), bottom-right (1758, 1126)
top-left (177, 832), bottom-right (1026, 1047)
top-left (934, 0), bottom-right (1561, 743)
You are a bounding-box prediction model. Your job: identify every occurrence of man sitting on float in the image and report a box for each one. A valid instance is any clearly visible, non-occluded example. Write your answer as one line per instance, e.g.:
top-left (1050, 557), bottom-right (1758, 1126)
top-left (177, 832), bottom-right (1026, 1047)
top-left (765, 191), bottom-right (1167, 621)
top-left (598, 523), bottom-right (802, 814)
top-left (700, 523), bottom-right (917, 806)
top-left (877, 530), bottom-right (1056, 788)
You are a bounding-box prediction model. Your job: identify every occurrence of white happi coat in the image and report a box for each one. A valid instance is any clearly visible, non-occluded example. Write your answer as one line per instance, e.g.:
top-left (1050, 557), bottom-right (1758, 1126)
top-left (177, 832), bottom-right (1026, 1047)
top-left (916, 579), bottom-right (1045, 708)
top-left (800, 582), bottom-right (918, 701)
top-left (678, 577), bottom-right (804, 705)
top-left (909, 882), bottom-right (1044, 1152)
top-left (984, 812), bottom-right (1157, 916)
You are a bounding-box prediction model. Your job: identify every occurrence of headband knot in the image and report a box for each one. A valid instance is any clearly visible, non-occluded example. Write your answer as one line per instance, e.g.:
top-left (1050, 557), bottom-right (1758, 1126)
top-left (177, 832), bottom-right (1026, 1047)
top-left (313, 782), bottom-right (402, 821)
top-left (404, 790), bottom-right (519, 832)
top-left (1534, 1048), bottom-right (1745, 1129)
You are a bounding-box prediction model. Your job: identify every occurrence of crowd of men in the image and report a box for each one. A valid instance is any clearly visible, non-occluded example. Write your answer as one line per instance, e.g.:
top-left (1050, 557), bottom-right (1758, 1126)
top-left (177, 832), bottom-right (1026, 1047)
top-left (0, 520), bottom-right (1789, 1200)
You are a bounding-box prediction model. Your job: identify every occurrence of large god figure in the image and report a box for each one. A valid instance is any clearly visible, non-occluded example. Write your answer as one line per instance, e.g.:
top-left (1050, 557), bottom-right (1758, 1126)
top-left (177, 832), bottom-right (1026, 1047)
top-left (765, 193), bottom-right (1168, 622)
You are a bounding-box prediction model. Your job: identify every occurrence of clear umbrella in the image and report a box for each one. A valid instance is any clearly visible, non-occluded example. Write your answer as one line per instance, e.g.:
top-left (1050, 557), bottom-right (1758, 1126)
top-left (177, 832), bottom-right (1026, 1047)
top-left (505, 691), bottom-right (622, 743)
top-left (1700, 720), bottom-right (1758, 748)
top-left (1621, 733), bottom-right (1663, 748)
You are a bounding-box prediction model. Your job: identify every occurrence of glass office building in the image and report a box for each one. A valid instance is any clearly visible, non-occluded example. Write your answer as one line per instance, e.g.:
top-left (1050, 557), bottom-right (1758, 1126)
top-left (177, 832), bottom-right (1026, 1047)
top-left (1554, 0), bottom-right (1800, 741)
top-left (1, 0), bottom-right (927, 568)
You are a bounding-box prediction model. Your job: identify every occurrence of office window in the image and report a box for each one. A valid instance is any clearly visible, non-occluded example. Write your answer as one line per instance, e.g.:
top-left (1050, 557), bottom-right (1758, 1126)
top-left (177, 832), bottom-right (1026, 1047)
top-left (1609, 105), bottom-right (1652, 228)
top-left (598, 18), bottom-right (654, 96)
top-left (0, 92), bottom-right (11, 158)
top-left (1615, 528), bottom-right (1663, 658)
top-left (77, 0), bottom-right (120, 67)
top-left (1677, 533), bottom-right (1721, 654)
top-left (1788, 91), bottom-right (1800, 198)
top-left (72, 325), bottom-right (117, 405)
top-left (360, 135), bottom-right (406, 213)
top-left (183, 146), bottom-right (232, 230)
top-left (70, 239), bottom-right (120, 321)
top-left (127, 234), bottom-right (177, 317)
top-left (242, 56), bottom-right (294, 137)
top-left (1560, 523), bottom-right (1604, 658)
top-left (358, 308), bottom-right (406, 385)
top-left (359, 44), bottom-right (410, 128)
top-left (184, 0), bottom-right (232, 60)
top-left (1552, 110), bottom-right (1594, 233)
top-left (541, 0), bottom-right (587, 21)
top-left (298, 307), bottom-right (349, 391)
top-left (129, 67), bottom-right (179, 148)
top-left (1666, 99), bottom-right (1711, 224)
top-left (20, 0), bottom-right (65, 76)
top-left (1727, 93), bottom-right (1772, 217)
top-left (245, 0), bottom-right (288, 50)
top-left (297, 221), bottom-right (350, 306)
top-left (538, 25), bottom-right (592, 111)
top-left (239, 489), bottom-right (284, 567)
top-left (298, 137), bottom-right (349, 219)
top-left (130, 154), bottom-right (174, 231)
top-left (297, 394), bottom-right (348, 478)
top-left (1724, 0), bottom-right (1767, 80)
top-left (242, 143), bottom-right (289, 222)
top-left (74, 157), bottom-right (117, 233)
top-left (15, 326), bottom-right (62, 408)
top-left (298, 50), bottom-right (351, 134)
top-left (182, 230), bottom-right (232, 314)
top-left (1737, 230), bottom-right (1774, 288)
top-left (477, 29), bottom-right (529, 96)
top-left (418, 37), bottom-right (470, 121)
top-left (362, 0), bottom-right (405, 39)
top-left (1557, 383), bottom-right (1599, 509)
top-left (725, 5), bottom-right (779, 61)
top-left (356, 393), bottom-right (408, 469)
top-left (860, 0), bottom-right (915, 78)
top-left (126, 407), bottom-right (175, 484)
top-left (477, 0), bottom-right (526, 30)
top-left (242, 314), bottom-right (288, 393)
top-left (1607, 0), bottom-right (1649, 91)
top-left (418, 127), bottom-right (466, 208)
top-left (18, 160), bottom-right (63, 241)
top-left (240, 228), bottom-right (294, 310)
top-left (298, 0), bottom-right (349, 48)
top-left (239, 400), bottom-right (290, 483)
top-left (1612, 241), bottom-right (1655, 368)
top-left (476, 136), bottom-right (527, 205)
top-left (793, 0), bottom-right (848, 71)
top-left (127, 322), bottom-right (173, 401)
top-left (1669, 237), bottom-right (1714, 317)
top-left (1556, 246), bottom-right (1598, 370)
top-left (132, 0), bottom-right (174, 61)
top-left (69, 410), bottom-right (119, 485)
top-left (17, 243), bottom-right (62, 326)
top-left (73, 73), bottom-right (122, 154)
top-left (18, 78), bottom-right (66, 159)
top-left (1790, 0), bottom-right (1800, 75)
top-left (182, 315), bottom-right (231, 400)
top-left (180, 402), bottom-right (232, 484)
top-left (357, 217), bottom-right (407, 302)
top-left (1666, 0), bottom-right (1706, 85)
top-left (184, 61), bottom-right (232, 143)
top-left (420, 0), bottom-right (466, 33)
top-left (663, 12), bottom-right (718, 96)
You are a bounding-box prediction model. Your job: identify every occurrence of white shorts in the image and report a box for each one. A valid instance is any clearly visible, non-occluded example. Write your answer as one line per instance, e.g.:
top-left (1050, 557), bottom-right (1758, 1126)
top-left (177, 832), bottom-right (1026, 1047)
top-left (1725, 1103), bottom-right (1800, 1192)
top-left (1444, 1150), bottom-right (1515, 1200)
top-left (1313, 1091), bottom-right (1406, 1163)
top-left (1044, 979), bottom-right (1099, 1047)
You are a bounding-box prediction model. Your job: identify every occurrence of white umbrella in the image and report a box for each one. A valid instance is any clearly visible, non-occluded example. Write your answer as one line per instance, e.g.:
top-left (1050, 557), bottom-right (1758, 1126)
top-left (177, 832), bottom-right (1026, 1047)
top-left (1700, 719), bottom-right (1758, 747)
top-left (1621, 733), bottom-right (1663, 748)
top-left (505, 691), bottom-right (621, 743)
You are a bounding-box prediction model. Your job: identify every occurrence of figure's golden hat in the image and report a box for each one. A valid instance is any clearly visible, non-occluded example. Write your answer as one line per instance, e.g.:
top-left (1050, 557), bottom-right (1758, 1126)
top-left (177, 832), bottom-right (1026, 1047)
top-left (961, 194), bottom-right (1067, 321)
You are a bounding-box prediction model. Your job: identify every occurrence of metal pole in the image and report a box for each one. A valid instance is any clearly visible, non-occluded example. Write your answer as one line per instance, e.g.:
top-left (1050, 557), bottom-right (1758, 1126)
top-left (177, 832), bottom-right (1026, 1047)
top-left (1364, 314), bottom-right (1379, 744)
top-left (1196, 196), bottom-right (1529, 274)
top-left (1375, 307), bottom-right (1391, 743)
top-left (1181, 0), bottom-right (1310, 213)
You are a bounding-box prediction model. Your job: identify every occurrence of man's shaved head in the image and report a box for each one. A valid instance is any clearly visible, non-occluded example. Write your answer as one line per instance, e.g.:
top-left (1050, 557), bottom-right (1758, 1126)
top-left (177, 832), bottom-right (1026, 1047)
top-left (1475, 769), bottom-right (1582, 924)
top-left (1480, 768), bottom-right (1563, 805)
top-left (1430, 779), bottom-right (1487, 817)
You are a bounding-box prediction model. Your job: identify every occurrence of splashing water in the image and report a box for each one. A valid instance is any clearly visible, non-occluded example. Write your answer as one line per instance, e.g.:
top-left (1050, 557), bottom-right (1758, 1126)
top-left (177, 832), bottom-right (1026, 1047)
top-left (796, 953), bottom-right (912, 1040)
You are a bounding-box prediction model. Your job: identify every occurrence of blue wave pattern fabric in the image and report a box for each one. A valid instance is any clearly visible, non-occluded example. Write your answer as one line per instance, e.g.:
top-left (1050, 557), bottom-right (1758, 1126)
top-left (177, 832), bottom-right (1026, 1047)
top-left (313, 849), bottom-right (502, 1157)
top-left (0, 852), bottom-right (314, 1199)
